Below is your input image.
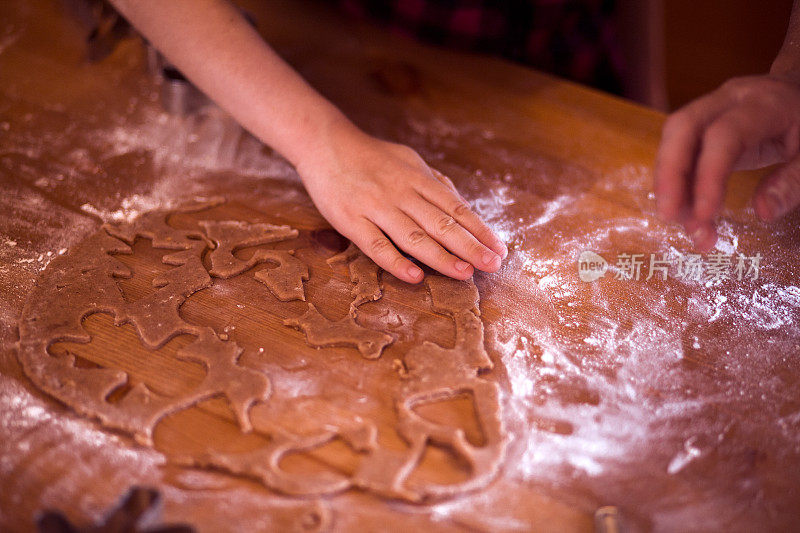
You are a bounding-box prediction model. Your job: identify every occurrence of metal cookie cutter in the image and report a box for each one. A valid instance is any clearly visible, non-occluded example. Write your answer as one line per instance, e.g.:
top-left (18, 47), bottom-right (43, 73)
top-left (146, 47), bottom-right (209, 116)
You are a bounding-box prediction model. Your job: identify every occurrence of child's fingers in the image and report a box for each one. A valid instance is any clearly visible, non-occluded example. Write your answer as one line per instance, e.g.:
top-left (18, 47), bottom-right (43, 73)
top-left (430, 167), bottom-right (457, 189)
top-left (347, 218), bottom-right (424, 284)
top-left (402, 195), bottom-right (501, 272)
top-left (371, 209), bottom-right (475, 280)
top-left (417, 175), bottom-right (507, 258)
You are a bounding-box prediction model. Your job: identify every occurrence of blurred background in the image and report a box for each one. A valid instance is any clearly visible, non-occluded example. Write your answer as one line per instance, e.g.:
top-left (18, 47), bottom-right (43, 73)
top-left (70, 0), bottom-right (795, 112)
top-left (662, 0), bottom-right (793, 109)
top-left (336, 0), bottom-right (794, 111)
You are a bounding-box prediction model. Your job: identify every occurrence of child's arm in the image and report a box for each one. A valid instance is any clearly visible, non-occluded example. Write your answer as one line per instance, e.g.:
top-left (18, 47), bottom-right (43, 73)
top-left (109, 0), bottom-right (507, 283)
top-left (655, 1), bottom-right (800, 249)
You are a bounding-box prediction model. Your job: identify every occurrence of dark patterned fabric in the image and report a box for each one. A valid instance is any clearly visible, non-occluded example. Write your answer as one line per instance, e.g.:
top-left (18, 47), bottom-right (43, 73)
top-left (338, 0), bottom-right (625, 94)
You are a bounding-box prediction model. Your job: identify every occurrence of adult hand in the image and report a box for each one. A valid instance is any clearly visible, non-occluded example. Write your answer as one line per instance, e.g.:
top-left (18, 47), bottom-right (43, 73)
top-left (655, 74), bottom-right (800, 249)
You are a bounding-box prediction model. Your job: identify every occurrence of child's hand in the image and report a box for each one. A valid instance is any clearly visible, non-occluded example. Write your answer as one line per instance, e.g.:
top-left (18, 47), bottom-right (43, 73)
top-left (106, 0), bottom-right (507, 282)
top-left (655, 74), bottom-right (800, 249)
top-left (296, 125), bottom-right (508, 283)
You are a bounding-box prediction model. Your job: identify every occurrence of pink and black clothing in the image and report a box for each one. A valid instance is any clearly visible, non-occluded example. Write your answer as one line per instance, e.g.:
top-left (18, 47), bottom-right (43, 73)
top-left (339, 0), bottom-right (625, 94)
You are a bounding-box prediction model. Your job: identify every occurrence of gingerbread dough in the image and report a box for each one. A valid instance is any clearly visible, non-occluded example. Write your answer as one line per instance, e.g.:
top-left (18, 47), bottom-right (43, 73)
top-left (16, 200), bottom-right (507, 502)
top-left (327, 243), bottom-right (382, 315)
top-left (284, 303), bottom-right (393, 360)
top-left (200, 219), bottom-right (308, 302)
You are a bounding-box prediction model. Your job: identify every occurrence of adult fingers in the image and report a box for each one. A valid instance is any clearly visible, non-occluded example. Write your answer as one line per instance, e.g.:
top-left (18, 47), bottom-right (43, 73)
top-left (372, 209), bottom-right (475, 280)
top-left (753, 153), bottom-right (800, 222)
top-left (417, 174), bottom-right (508, 258)
top-left (655, 89), bottom-right (735, 221)
top-left (684, 219), bottom-right (718, 252)
top-left (691, 104), bottom-right (785, 223)
top-left (346, 217), bottom-right (424, 284)
top-left (402, 194), bottom-right (502, 272)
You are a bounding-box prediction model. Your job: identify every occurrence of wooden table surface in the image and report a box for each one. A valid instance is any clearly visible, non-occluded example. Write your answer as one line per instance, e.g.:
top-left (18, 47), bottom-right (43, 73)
top-left (1, 1), bottom-right (799, 532)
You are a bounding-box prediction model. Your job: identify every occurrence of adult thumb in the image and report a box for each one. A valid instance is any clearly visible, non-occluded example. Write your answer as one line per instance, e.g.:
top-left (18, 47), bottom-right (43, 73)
top-left (754, 153), bottom-right (800, 222)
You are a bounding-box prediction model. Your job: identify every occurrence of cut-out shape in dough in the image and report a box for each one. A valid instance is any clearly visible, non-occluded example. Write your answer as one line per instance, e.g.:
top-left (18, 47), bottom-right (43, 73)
top-left (327, 242), bottom-right (382, 315)
top-left (412, 391), bottom-right (486, 448)
top-left (254, 251), bottom-right (308, 302)
top-left (200, 219), bottom-right (298, 278)
top-left (176, 397), bottom-right (378, 497)
top-left (18, 203), bottom-right (277, 444)
top-left (347, 275), bottom-right (506, 501)
top-left (200, 220), bottom-right (308, 301)
top-left (284, 303), bottom-right (393, 360)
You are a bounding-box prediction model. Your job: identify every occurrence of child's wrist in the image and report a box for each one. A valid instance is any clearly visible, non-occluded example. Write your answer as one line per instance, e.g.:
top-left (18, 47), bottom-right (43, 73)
top-left (292, 111), bottom-right (370, 182)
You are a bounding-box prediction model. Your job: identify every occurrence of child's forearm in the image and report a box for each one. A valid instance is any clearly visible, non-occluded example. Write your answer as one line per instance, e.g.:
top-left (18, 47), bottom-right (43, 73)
top-left (110, 0), bottom-right (508, 283)
top-left (110, 0), bottom-right (358, 168)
